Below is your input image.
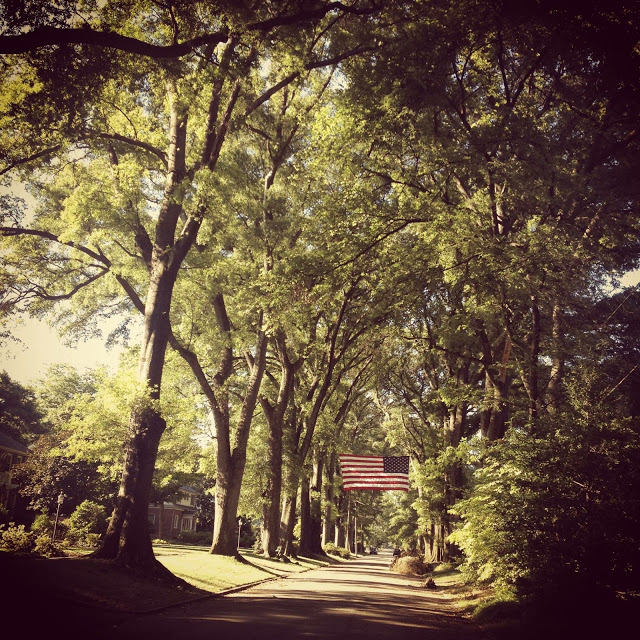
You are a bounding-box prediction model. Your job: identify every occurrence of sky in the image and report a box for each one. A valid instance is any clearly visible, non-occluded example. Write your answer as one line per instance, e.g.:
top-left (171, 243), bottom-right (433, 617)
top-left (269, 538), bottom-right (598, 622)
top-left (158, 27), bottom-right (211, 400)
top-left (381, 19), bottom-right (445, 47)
top-left (0, 314), bottom-right (143, 385)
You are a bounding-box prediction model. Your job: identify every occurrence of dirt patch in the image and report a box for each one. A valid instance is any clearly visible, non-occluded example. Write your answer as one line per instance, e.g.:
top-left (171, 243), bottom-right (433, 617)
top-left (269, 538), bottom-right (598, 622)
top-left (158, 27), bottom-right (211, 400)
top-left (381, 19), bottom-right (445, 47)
top-left (1, 550), bottom-right (209, 613)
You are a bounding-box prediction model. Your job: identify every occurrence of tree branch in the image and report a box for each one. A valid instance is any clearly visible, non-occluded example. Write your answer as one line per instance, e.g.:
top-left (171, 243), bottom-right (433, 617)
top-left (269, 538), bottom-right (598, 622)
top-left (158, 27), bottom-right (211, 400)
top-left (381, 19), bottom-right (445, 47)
top-left (91, 132), bottom-right (168, 167)
top-left (0, 27), bottom-right (228, 58)
top-left (0, 3), bottom-right (380, 58)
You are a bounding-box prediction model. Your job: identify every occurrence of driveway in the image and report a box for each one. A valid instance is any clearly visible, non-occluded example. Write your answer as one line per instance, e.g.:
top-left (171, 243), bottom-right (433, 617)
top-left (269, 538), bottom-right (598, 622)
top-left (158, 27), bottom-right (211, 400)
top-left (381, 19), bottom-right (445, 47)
top-left (111, 550), bottom-right (485, 639)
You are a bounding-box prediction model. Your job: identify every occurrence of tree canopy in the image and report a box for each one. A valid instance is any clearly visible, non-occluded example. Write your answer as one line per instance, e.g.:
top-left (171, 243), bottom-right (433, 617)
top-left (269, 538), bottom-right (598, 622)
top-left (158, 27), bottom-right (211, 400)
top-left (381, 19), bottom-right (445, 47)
top-left (1, 0), bottom-right (639, 603)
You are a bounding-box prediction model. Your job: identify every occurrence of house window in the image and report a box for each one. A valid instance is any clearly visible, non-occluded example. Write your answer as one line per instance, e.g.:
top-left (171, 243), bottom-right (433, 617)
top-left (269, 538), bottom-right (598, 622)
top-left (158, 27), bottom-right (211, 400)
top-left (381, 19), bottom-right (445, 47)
top-left (148, 513), bottom-right (155, 524)
top-left (173, 514), bottom-right (179, 529)
top-left (190, 495), bottom-right (196, 506)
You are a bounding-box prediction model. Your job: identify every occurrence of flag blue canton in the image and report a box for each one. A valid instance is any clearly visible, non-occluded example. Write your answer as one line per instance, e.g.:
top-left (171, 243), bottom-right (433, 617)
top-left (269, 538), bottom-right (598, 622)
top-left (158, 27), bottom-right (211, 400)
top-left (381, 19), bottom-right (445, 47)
top-left (383, 456), bottom-right (409, 474)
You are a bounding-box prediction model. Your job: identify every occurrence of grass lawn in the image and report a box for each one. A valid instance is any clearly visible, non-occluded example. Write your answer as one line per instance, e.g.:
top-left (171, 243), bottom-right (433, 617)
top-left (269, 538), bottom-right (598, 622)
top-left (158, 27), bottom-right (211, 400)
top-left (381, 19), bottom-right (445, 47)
top-left (153, 543), bottom-right (332, 592)
top-left (1, 543), bottom-right (336, 614)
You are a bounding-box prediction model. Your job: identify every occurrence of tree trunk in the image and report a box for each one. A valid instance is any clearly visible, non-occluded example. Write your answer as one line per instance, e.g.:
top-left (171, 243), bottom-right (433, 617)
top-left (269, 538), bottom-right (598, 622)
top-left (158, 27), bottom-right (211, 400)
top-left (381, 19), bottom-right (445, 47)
top-left (334, 519), bottom-right (345, 547)
top-left (260, 413), bottom-right (283, 556)
top-left (210, 329), bottom-right (268, 555)
top-left (547, 303), bottom-right (565, 415)
top-left (298, 476), bottom-right (311, 555)
top-left (280, 492), bottom-right (297, 556)
top-left (211, 460), bottom-right (244, 555)
top-left (322, 452), bottom-right (336, 546)
top-left (92, 95), bottom-right (195, 581)
top-left (93, 263), bottom-right (183, 581)
top-left (486, 380), bottom-right (508, 441)
top-left (345, 493), bottom-right (352, 551)
top-left (302, 456), bottom-right (324, 556)
top-left (260, 332), bottom-right (295, 557)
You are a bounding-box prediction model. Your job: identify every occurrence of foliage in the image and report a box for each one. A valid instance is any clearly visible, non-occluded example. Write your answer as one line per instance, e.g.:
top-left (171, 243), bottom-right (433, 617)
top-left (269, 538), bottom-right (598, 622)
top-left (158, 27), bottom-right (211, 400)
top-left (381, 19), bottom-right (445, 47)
top-left (384, 492), bottom-right (420, 550)
top-left (64, 500), bottom-right (108, 546)
top-left (0, 522), bottom-right (34, 552)
top-left (0, 371), bottom-right (46, 443)
top-left (238, 518), bottom-right (257, 549)
top-left (30, 512), bottom-right (52, 535)
top-left (33, 533), bottom-right (65, 558)
top-left (1, 0), bottom-right (640, 582)
top-left (450, 414), bottom-right (640, 598)
top-left (323, 542), bottom-right (350, 559)
top-left (15, 361), bottom-right (204, 519)
top-left (13, 432), bottom-right (116, 514)
top-left (176, 530), bottom-right (211, 546)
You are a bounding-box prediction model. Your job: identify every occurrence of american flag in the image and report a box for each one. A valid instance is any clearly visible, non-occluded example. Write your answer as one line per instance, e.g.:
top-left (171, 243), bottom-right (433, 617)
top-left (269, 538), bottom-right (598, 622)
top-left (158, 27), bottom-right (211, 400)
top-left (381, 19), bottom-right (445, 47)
top-left (338, 454), bottom-right (410, 492)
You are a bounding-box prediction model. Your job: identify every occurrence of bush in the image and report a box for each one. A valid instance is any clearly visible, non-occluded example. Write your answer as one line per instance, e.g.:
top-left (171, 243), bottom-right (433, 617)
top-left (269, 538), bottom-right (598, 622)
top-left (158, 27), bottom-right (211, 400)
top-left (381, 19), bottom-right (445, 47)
top-left (450, 416), bottom-right (640, 598)
top-left (323, 542), bottom-right (351, 559)
top-left (391, 555), bottom-right (432, 576)
top-left (30, 513), bottom-right (53, 536)
top-left (33, 534), bottom-right (65, 558)
top-left (0, 523), bottom-right (35, 552)
top-left (84, 533), bottom-right (102, 548)
top-left (65, 500), bottom-right (108, 546)
top-left (176, 530), bottom-right (211, 546)
top-left (473, 596), bottom-right (521, 625)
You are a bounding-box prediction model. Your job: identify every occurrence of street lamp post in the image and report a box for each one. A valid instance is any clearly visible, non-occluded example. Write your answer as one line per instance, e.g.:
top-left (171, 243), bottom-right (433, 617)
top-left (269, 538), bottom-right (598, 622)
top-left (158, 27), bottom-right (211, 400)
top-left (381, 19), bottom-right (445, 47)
top-left (237, 517), bottom-right (243, 551)
top-left (52, 491), bottom-right (64, 542)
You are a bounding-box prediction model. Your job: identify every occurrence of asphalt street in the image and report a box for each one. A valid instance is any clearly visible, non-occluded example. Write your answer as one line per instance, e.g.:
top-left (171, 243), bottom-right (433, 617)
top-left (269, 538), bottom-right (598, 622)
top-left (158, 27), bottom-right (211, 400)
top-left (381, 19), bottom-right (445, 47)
top-left (106, 550), bottom-right (485, 639)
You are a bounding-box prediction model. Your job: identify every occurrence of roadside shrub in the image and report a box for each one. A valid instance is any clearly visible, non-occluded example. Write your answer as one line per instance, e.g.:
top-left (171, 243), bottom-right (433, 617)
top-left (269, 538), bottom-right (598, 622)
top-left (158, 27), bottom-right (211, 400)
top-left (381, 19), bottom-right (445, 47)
top-left (473, 595), bottom-right (521, 624)
top-left (33, 534), bottom-right (65, 558)
top-left (450, 415), bottom-right (640, 598)
top-left (176, 530), bottom-right (211, 546)
top-left (0, 505), bottom-right (9, 526)
top-left (391, 555), bottom-right (432, 576)
top-left (84, 533), bottom-right (102, 548)
top-left (0, 523), bottom-right (35, 552)
top-left (65, 500), bottom-right (107, 546)
top-left (324, 542), bottom-right (351, 559)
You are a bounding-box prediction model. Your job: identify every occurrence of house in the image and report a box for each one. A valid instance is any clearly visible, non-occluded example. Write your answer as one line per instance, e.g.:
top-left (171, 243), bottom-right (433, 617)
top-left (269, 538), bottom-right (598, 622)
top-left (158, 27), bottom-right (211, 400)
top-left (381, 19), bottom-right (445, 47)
top-left (148, 486), bottom-right (200, 540)
top-left (0, 431), bottom-right (30, 517)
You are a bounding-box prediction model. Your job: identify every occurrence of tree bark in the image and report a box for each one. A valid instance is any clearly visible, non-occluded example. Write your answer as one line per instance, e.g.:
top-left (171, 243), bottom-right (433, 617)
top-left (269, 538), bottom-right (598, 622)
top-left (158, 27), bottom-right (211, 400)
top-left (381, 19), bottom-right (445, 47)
top-left (280, 492), bottom-right (298, 556)
top-left (210, 328), bottom-right (268, 555)
top-left (547, 303), bottom-right (565, 415)
top-left (322, 452), bottom-right (337, 546)
top-left (299, 456), bottom-right (325, 556)
top-left (93, 114), bottom-right (193, 577)
top-left (298, 475), bottom-right (311, 555)
top-left (260, 332), bottom-right (296, 557)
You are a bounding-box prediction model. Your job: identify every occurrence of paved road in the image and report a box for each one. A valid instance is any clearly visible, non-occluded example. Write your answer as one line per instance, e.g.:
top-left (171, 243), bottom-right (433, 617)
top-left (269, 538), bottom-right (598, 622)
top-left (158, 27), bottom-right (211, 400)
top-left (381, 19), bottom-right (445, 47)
top-left (110, 550), bottom-right (485, 639)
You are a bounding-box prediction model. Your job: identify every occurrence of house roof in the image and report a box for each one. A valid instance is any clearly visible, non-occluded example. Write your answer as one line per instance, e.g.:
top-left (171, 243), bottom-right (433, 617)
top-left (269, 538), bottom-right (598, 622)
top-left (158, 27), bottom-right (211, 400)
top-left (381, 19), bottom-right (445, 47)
top-left (0, 431), bottom-right (30, 455)
top-left (181, 486), bottom-right (200, 494)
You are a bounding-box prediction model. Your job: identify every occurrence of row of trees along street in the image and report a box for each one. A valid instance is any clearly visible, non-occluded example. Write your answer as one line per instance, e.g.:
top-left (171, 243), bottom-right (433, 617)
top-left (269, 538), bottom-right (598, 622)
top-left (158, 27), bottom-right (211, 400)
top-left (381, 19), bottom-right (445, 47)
top-left (1, 0), bottom-right (640, 604)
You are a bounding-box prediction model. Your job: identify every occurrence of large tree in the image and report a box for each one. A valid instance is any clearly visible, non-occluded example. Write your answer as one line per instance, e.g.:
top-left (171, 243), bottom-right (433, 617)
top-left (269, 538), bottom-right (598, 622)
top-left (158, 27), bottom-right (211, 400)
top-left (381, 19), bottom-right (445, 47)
top-left (0, 0), bottom-right (381, 572)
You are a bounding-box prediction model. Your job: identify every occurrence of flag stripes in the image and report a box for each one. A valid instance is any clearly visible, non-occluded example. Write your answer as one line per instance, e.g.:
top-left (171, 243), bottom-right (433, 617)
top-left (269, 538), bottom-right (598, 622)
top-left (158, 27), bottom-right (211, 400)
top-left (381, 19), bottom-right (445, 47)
top-left (338, 454), bottom-right (410, 492)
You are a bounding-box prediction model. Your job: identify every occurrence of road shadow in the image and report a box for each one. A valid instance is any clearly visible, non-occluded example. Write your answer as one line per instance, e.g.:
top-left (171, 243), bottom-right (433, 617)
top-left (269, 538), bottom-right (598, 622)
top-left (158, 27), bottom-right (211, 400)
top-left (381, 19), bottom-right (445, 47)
top-left (108, 554), bottom-right (483, 640)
